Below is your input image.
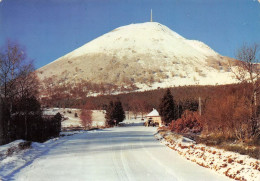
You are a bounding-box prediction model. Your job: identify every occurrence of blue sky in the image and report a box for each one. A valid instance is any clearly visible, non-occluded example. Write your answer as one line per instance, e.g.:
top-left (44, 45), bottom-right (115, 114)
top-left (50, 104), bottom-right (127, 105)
top-left (0, 0), bottom-right (259, 68)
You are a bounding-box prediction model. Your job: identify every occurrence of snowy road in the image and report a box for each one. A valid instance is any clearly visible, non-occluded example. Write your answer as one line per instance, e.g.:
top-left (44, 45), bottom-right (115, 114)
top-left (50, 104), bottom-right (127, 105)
top-left (13, 126), bottom-right (230, 181)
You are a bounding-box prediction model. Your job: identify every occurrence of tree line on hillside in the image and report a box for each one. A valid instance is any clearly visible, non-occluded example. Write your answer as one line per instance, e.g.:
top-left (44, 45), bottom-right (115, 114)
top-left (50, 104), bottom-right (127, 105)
top-left (42, 79), bottom-right (259, 140)
top-left (40, 78), bottom-right (258, 118)
top-left (0, 41), bottom-right (61, 145)
top-left (160, 83), bottom-right (259, 141)
top-left (40, 77), bottom-right (138, 108)
top-left (160, 43), bottom-right (260, 143)
top-left (41, 84), bottom-right (211, 113)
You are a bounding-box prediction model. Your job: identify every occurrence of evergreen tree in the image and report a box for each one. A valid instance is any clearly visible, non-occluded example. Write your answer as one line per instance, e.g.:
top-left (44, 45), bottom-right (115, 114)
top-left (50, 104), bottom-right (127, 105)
top-left (105, 101), bottom-right (115, 126)
top-left (159, 89), bottom-right (177, 124)
top-left (113, 100), bottom-right (125, 124)
top-left (105, 100), bottom-right (125, 126)
top-left (53, 112), bottom-right (62, 136)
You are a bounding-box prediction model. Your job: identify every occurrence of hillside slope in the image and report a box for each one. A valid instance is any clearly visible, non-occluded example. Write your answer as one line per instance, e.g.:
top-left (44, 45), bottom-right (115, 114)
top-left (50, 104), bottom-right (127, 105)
top-left (38, 22), bottom-right (237, 91)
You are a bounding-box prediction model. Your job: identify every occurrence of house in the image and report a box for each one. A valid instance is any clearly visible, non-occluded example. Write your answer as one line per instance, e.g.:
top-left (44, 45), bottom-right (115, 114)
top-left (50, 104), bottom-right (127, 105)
top-left (42, 109), bottom-right (59, 119)
top-left (145, 108), bottom-right (162, 127)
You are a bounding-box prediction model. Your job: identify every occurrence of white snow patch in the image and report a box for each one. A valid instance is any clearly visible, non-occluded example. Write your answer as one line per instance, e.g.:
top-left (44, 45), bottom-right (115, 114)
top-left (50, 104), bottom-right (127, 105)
top-left (155, 130), bottom-right (260, 181)
top-left (43, 108), bottom-right (106, 129)
top-left (62, 22), bottom-right (216, 60)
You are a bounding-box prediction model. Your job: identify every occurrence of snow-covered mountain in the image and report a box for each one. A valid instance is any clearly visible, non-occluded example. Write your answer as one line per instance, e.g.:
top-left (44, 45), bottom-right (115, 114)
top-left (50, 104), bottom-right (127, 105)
top-left (38, 22), bottom-right (237, 90)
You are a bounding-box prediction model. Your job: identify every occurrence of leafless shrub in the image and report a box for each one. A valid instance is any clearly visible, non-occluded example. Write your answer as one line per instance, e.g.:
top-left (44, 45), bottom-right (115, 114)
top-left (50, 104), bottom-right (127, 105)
top-left (128, 99), bottom-right (149, 119)
top-left (202, 92), bottom-right (251, 140)
top-left (229, 43), bottom-right (259, 138)
top-left (80, 103), bottom-right (93, 130)
top-left (170, 110), bottom-right (203, 134)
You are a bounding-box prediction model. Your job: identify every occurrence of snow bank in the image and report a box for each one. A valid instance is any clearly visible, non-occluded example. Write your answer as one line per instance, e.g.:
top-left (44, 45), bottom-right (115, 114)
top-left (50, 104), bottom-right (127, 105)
top-left (0, 131), bottom-right (88, 180)
top-left (0, 140), bottom-right (25, 153)
top-left (155, 130), bottom-right (260, 181)
top-left (0, 140), bottom-right (34, 180)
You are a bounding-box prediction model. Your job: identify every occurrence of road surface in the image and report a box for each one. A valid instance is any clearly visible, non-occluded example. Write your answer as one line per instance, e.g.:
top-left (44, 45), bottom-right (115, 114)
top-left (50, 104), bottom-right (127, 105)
top-left (13, 126), bottom-right (230, 181)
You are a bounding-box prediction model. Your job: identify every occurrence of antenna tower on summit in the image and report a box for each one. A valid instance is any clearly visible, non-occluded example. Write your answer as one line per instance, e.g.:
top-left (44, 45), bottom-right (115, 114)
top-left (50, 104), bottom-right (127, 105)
top-left (150, 9), bottom-right (153, 22)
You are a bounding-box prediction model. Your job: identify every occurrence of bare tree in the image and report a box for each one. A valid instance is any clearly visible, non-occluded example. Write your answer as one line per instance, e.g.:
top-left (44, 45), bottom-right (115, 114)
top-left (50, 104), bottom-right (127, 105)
top-left (0, 41), bottom-right (25, 142)
top-left (229, 43), bottom-right (259, 137)
top-left (0, 40), bottom-right (40, 142)
top-left (128, 99), bottom-right (148, 119)
top-left (0, 41), bottom-right (24, 99)
top-left (14, 63), bottom-right (39, 100)
top-left (80, 103), bottom-right (93, 129)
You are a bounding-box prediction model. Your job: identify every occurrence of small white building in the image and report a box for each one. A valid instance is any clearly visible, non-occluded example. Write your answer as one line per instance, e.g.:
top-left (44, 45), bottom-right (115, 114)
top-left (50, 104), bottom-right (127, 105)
top-left (145, 108), bottom-right (162, 127)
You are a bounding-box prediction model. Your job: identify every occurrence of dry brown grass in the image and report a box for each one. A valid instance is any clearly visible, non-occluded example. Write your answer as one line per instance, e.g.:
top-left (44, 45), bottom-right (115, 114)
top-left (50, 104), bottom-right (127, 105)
top-left (196, 135), bottom-right (260, 159)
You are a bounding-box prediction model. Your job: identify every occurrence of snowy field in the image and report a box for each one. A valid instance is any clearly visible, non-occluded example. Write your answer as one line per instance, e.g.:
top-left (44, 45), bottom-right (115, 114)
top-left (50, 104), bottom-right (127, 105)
top-left (43, 108), bottom-right (106, 129)
top-left (0, 125), bottom-right (231, 181)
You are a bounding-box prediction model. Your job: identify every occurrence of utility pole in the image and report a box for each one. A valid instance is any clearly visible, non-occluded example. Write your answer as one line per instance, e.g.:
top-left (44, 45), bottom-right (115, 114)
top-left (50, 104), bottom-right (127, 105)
top-left (0, 97), bottom-right (3, 145)
top-left (198, 97), bottom-right (202, 116)
top-left (150, 9), bottom-right (153, 22)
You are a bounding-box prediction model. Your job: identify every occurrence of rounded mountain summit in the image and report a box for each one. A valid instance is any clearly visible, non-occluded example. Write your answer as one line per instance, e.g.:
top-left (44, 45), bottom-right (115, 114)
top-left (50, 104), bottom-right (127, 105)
top-left (38, 22), bottom-right (237, 90)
